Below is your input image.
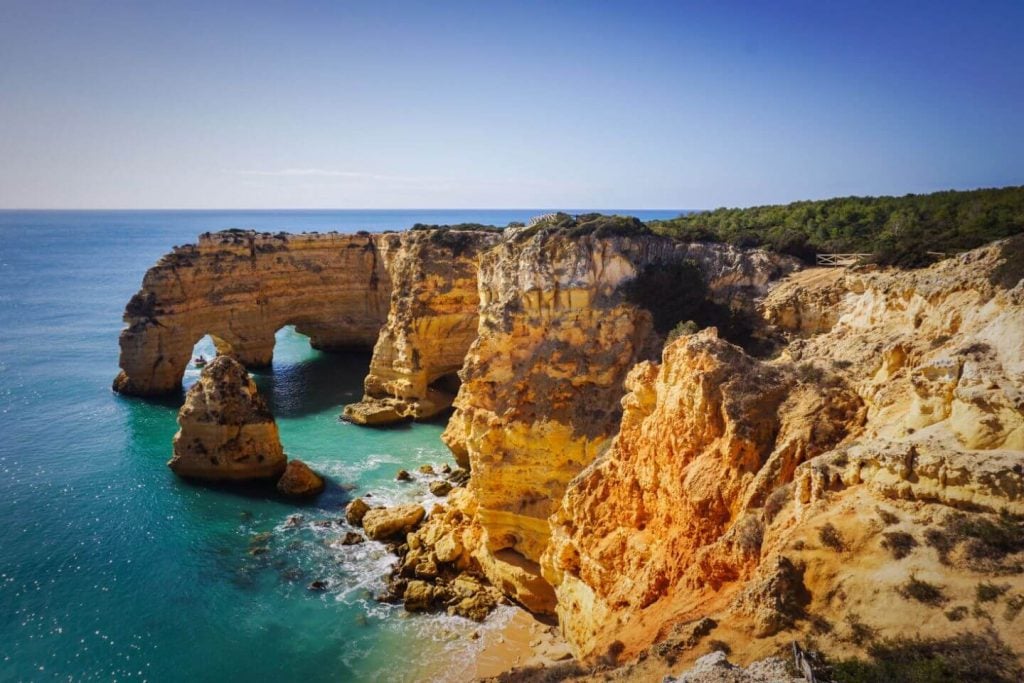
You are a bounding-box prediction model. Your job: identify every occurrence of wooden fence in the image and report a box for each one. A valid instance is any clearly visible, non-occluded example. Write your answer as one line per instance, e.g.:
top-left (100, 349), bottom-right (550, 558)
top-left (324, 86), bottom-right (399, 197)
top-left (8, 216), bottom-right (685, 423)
top-left (815, 253), bottom-right (873, 267)
top-left (526, 212), bottom-right (559, 227)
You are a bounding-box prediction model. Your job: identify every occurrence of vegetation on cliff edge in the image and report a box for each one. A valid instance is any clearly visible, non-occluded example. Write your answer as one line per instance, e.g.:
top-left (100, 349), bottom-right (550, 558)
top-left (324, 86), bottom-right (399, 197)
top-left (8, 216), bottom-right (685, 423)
top-left (648, 185), bottom-right (1024, 267)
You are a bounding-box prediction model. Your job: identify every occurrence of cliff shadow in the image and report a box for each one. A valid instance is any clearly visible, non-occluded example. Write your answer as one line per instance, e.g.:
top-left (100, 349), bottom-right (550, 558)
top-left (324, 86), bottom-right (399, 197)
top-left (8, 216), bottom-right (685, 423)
top-left (250, 349), bottom-right (372, 419)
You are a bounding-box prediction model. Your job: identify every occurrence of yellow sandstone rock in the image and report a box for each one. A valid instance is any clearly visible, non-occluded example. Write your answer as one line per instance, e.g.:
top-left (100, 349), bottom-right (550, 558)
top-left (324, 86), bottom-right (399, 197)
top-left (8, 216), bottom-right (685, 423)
top-left (168, 355), bottom-right (286, 481)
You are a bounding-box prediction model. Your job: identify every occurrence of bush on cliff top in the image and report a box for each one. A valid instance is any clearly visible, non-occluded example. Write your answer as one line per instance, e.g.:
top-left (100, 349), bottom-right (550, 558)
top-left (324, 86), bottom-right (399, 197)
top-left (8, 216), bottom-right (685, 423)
top-left (517, 212), bottom-right (652, 241)
top-left (649, 185), bottom-right (1024, 267)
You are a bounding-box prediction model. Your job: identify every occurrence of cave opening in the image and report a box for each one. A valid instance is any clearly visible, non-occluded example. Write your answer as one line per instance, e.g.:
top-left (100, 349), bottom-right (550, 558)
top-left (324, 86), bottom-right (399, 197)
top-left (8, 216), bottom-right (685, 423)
top-left (428, 371), bottom-right (462, 398)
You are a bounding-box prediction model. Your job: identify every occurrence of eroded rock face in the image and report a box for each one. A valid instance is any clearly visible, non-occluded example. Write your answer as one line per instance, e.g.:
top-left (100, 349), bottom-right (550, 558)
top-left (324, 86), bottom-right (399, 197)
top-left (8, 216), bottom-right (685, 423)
top-left (362, 504), bottom-right (426, 540)
top-left (114, 228), bottom-right (497, 410)
top-left (543, 330), bottom-right (862, 656)
top-left (276, 460), bottom-right (325, 497)
top-left (168, 356), bottom-right (286, 480)
top-left (442, 231), bottom-right (798, 613)
top-left (344, 229), bottom-right (501, 423)
top-left (544, 240), bottom-right (1024, 664)
top-left (114, 230), bottom-right (396, 396)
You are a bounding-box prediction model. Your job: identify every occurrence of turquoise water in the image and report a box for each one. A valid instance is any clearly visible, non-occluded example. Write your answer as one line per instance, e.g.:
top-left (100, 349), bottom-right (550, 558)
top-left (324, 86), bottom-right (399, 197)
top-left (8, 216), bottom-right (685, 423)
top-left (0, 210), bottom-right (681, 682)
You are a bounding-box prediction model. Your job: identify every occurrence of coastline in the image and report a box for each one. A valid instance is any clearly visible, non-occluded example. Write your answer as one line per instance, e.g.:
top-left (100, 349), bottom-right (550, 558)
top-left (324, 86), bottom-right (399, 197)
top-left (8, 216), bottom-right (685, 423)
top-left (412, 605), bottom-right (571, 682)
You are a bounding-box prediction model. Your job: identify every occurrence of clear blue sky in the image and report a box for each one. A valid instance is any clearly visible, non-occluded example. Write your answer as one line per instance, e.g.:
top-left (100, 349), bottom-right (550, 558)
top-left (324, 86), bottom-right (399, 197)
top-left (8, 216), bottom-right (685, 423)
top-left (1, 0), bottom-right (1022, 209)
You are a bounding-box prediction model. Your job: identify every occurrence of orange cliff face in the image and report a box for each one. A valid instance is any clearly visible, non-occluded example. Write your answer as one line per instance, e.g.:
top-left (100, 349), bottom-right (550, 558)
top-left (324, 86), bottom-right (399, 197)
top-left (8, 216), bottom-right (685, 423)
top-left (542, 329), bottom-right (863, 657)
top-left (168, 355), bottom-right (286, 481)
top-left (343, 228), bottom-right (502, 425)
top-left (543, 239), bottom-right (1024, 667)
top-left (440, 229), bottom-right (798, 613)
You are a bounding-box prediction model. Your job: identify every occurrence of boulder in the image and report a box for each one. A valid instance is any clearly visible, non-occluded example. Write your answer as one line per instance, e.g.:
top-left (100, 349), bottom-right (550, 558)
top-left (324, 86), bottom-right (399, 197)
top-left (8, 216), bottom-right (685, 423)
top-left (345, 498), bottom-right (371, 526)
top-left (276, 460), bottom-right (325, 497)
top-left (395, 469), bottom-right (411, 482)
top-left (429, 480), bottom-right (452, 497)
top-left (434, 533), bottom-right (464, 564)
top-left (362, 504), bottom-right (426, 540)
top-left (403, 580), bottom-right (435, 612)
top-left (168, 356), bottom-right (286, 481)
top-left (337, 532), bottom-right (365, 546)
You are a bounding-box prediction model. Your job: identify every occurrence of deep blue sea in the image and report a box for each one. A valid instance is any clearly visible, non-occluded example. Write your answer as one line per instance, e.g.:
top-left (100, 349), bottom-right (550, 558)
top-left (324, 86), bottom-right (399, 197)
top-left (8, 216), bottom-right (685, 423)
top-left (0, 210), bottom-right (681, 682)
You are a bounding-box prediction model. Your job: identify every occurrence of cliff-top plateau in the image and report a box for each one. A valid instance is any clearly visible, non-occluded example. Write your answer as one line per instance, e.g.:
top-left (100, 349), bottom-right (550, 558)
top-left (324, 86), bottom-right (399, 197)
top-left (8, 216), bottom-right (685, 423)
top-left (116, 215), bottom-right (1024, 681)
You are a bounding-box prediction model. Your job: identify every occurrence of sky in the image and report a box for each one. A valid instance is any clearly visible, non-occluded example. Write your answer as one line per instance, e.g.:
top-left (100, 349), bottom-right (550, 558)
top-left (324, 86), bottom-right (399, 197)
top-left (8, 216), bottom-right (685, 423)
top-left (0, 0), bottom-right (1022, 210)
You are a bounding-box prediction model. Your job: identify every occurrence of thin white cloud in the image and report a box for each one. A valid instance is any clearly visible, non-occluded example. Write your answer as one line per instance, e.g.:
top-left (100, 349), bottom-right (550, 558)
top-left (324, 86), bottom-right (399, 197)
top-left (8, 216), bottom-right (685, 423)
top-left (232, 168), bottom-right (427, 183)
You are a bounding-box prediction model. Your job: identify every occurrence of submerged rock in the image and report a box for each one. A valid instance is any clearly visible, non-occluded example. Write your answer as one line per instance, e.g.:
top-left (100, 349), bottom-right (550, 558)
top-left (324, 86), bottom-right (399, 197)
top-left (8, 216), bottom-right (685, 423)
top-left (168, 356), bottom-right (286, 481)
top-left (276, 460), bottom-right (325, 498)
top-left (337, 532), bottom-right (365, 546)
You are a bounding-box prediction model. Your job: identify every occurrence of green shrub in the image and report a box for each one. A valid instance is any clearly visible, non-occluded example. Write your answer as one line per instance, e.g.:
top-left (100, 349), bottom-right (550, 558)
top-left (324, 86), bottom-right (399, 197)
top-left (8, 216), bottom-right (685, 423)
top-left (880, 531), bottom-right (918, 559)
top-left (649, 185), bottom-right (1024, 268)
top-left (926, 510), bottom-right (1024, 567)
top-left (830, 632), bottom-right (1023, 683)
top-left (666, 320), bottom-right (700, 343)
top-left (897, 575), bottom-right (946, 606)
top-left (819, 523), bottom-right (845, 551)
top-left (976, 582), bottom-right (1010, 603)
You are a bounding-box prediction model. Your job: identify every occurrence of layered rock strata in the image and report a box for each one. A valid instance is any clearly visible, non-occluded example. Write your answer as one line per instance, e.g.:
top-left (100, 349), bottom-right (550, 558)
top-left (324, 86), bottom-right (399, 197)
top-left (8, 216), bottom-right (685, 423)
top-left (343, 228), bottom-right (501, 424)
top-left (542, 240), bottom-right (1024, 665)
top-left (114, 230), bottom-right (395, 396)
top-left (114, 227), bottom-right (499, 427)
top-left (168, 355), bottom-right (286, 480)
top-left (441, 230), bottom-right (797, 613)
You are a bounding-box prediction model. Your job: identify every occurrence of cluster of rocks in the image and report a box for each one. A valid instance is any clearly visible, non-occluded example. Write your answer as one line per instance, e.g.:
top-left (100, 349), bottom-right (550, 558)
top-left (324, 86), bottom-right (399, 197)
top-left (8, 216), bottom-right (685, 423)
top-left (168, 356), bottom-right (325, 497)
top-left (394, 462), bottom-right (470, 496)
top-left (345, 483), bottom-right (507, 622)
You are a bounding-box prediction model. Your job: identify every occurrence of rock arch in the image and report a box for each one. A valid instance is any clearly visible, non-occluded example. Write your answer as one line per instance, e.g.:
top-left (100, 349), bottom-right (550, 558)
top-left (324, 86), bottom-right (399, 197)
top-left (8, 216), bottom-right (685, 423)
top-left (114, 228), bottom-right (500, 419)
top-left (113, 230), bottom-right (395, 396)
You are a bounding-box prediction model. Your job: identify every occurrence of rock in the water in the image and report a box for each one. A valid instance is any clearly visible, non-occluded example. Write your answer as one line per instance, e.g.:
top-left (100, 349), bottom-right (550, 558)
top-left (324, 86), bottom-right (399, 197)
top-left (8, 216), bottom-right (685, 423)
top-left (338, 532), bottom-right (365, 546)
top-left (362, 504), bottom-right (426, 540)
top-left (345, 498), bottom-right (371, 526)
top-left (429, 480), bottom-right (452, 497)
top-left (403, 580), bottom-right (435, 612)
top-left (341, 399), bottom-right (409, 426)
top-left (168, 356), bottom-right (286, 481)
top-left (395, 469), bottom-right (411, 482)
top-left (307, 580), bottom-right (329, 592)
top-left (276, 459), bottom-right (325, 497)
top-left (418, 464), bottom-right (435, 475)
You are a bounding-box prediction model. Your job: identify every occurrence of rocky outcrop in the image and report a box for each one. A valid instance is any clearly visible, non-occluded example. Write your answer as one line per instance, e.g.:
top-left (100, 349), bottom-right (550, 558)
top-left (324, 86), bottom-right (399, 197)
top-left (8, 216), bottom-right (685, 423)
top-left (344, 228), bottom-right (501, 424)
top-left (442, 229), bottom-right (797, 614)
top-left (276, 459), bottom-right (325, 497)
top-left (543, 330), bottom-right (862, 657)
top-left (543, 240), bottom-right (1024, 665)
top-left (380, 488), bottom-right (508, 621)
top-left (361, 504), bottom-right (426, 540)
top-left (168, 355), bottom-right (286, 480)
top-left (114, 228), bottom-right (497, 411)
top-left (114, 230), bottom-right (397, 396)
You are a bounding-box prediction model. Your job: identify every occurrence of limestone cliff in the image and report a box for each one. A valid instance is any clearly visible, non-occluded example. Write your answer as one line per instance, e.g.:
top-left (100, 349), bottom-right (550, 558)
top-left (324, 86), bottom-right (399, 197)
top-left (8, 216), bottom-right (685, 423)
top-left (168, 355), bottom-right (286, 480)
top-left (441, 228), bottom-right (797, 613)
top-left (343, 228), bottom-right (501, 424)
top-left (114, 230), bottom-right (395, 396)
top-left (543, 239), bottom-right (1024, 668)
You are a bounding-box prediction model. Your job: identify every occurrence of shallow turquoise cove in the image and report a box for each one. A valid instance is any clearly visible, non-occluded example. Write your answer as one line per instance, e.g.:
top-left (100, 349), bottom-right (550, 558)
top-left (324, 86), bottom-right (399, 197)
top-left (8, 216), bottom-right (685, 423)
top-left (0, 210), bottom-right (679, 681)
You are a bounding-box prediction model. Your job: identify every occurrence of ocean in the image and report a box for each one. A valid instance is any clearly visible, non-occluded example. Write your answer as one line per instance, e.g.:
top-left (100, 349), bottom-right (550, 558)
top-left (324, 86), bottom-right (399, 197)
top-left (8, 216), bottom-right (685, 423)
top-left (0, 209), bottom-right (681, 682)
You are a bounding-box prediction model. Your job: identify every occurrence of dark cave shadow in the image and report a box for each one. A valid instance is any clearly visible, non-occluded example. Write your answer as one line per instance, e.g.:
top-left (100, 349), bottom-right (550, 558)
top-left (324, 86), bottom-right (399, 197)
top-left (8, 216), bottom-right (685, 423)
top-left (249, 349), bottom-right (372, 419)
